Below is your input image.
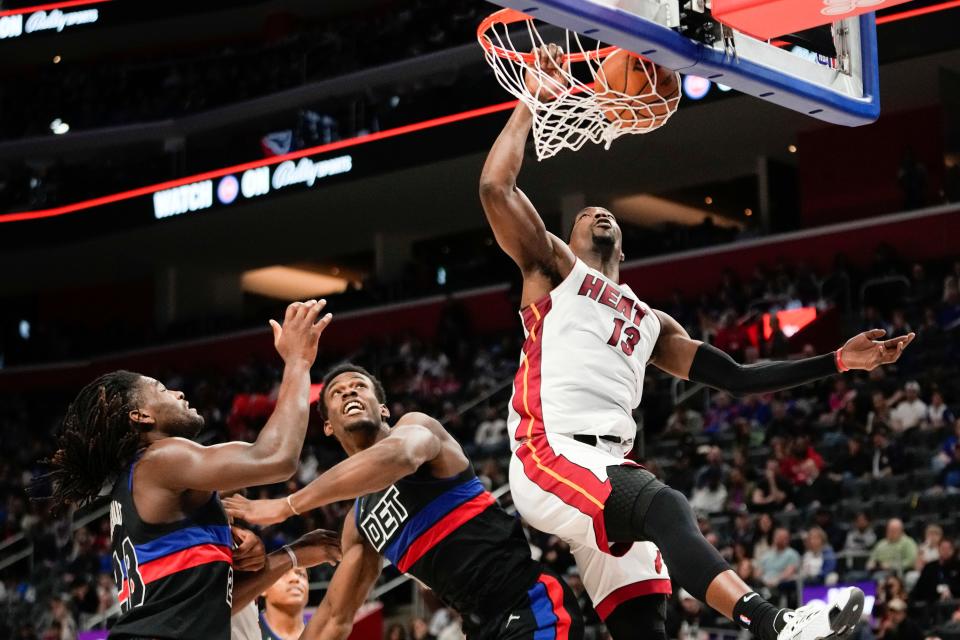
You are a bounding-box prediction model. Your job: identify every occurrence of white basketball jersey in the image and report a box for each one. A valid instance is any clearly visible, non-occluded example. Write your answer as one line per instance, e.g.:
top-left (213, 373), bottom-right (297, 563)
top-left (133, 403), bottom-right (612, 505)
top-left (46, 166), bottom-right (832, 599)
top-left (508, 258), bottom-right (660, 447)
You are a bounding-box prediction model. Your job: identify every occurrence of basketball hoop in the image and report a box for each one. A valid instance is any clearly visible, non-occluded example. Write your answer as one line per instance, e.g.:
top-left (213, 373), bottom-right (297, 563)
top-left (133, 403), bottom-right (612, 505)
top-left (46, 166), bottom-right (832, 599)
top-left (478, 8), bottom-right (681, 161)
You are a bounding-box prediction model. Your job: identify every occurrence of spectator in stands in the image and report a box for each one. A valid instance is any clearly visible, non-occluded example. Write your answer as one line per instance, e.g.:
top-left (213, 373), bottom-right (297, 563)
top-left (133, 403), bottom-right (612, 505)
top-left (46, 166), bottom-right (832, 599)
top-left (665, 403), bottom-right (704, 435)
top-left (877, 575), bottom-right (910, 615)
top-left (891, 381), bottom-right (927, 433)
top-left (868, 518), bottom-right (919, 575)
top-left (829, 378), bottom-right (853, 415)
top-left (792, 458), bottom-right (839, 509)
top-left (472, 406), bottom-right (507, 453)
top-left (766, 315), bottom-right (791, 359)
top-left (878, 599), bottom-right (923, 640)
top-left (916, 525), bottom-right (945, 571)
top-left (834, 397), bottom-right (867, 439)
top-left (767, 400), bottom-right (798, 440)
top-left (38, 596), bottom-right (76, 640)
top-left (871, 427), bottom-right (906, 478)
top-left (427, 608), bottom-right (458, 640)
top-left (813, 508), bottom-right (847, 553)
top-left (695, 446), bottom-right (730, 486)
top-left (757, 527), bottom-right (801, 599)
top-left (730, 512), bottom-right (754, 551)
top-left (714, 311), bottom-right (749, 361)
top-left (476, 458), bottom-right (507, 493)
top-left (780, 435), bottom-right (825, 486)
top-left (735, 557), bottom-right (764, 594)
top-left (939, 277), bottom-right (960, 328)
top-left (835, 437), bottom-right (873, 479)
top-left (926, 391), bottom-right (955, 430)
top-left (725, 467), bottom-right (751, 513)
top-left (868, 392), bottom-right (895, 435)
top-left (690, 467), bottom-right (728, 515)
top-left (750, 459), bottom-right (791, 513)
top-left (411, 617), bottom-right (436, 640)
top-left (387, 622), bottom-right (409, 640)
top-left (753, 513), bottom-right (776, 561)
top-left (668, 453), bottom-right (697, 497)
top-left (915, 307), bottom-right (950, 370)
top-left (934, 419), bottom-right (960, 473)
top-left (889, 310), bottom-right (913, 340)
top-left (861, 305), bottom-right (892, 337)
top-left (64, 527), bottom-right (101, 586)
top-left (908, 263), bottom-right (941, 310)
top-left (733, 417), bottom-right (765, 450)
top-left (704, 392), bottom-right (739, 434)
top-left (936, 442), bottom-right (960, 491)
top-left (911, 538), bottom-right (960, 604)
top-left (800, 526), bottom-right (838, 586)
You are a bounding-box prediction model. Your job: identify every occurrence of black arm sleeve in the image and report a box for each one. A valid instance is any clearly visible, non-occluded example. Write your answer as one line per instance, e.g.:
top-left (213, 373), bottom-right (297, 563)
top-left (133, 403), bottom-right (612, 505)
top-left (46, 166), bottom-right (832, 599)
top-left (688, 342), bottom-right (839, 397)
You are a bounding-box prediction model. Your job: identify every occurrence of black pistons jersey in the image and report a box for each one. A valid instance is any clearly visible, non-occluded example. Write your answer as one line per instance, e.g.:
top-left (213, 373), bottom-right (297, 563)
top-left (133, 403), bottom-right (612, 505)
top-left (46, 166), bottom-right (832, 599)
top-left (108, 455), bottom-right (233, 639)
top-left (355, 465), bottom-right (541, 617)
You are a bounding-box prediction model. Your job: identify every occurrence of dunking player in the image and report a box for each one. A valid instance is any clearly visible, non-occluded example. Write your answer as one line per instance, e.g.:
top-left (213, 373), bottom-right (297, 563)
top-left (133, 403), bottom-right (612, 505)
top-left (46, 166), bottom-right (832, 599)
top-left (479, 44), bottom-right (914, 640)
top-left (224, 364), bottom-right (584, 640)
top-left (41, 301), bottom-right (341, 639)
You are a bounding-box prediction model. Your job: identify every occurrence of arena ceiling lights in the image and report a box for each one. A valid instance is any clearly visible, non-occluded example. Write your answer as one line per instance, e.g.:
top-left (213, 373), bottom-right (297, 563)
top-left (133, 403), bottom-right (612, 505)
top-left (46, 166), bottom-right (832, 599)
top-left (0, 0), bottom-right (956, 224)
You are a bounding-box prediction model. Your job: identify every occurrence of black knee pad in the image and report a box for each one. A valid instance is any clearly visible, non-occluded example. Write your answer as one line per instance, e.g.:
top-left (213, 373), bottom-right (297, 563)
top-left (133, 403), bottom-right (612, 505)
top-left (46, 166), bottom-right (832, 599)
top-left (604, 468), bottom-right (730, 603)
top-left (604, 593), bottom-right (667, 640)
top-left (604, 465), bottom-right (665, 543)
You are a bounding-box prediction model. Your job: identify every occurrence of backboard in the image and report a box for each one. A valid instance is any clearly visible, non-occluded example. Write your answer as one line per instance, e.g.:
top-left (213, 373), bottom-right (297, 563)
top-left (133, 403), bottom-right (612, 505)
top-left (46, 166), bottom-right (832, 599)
top-left (483, 0), bottom-right (880, 126)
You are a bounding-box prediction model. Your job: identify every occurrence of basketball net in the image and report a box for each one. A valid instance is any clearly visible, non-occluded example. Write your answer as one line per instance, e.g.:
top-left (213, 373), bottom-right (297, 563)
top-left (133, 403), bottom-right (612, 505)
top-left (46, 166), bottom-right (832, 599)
top-left (478, 9), bottom-right (681, 161)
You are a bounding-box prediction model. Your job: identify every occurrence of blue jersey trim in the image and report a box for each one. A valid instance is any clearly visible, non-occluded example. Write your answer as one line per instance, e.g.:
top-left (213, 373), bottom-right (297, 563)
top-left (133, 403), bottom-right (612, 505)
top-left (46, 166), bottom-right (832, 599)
top-left (133, 524), bottom-right (232, 564)
top-left (528, 581), bottom-right (559, 640)
top-left (381, 477), bottom-right (484, 565)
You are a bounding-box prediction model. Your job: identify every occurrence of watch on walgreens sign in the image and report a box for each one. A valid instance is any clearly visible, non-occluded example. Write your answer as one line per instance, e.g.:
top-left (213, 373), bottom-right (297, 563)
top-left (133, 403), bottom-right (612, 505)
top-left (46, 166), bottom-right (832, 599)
top-left (152, 155), bottom-right (353, 220)
top-left (0, 8), bottom-right (101, 40)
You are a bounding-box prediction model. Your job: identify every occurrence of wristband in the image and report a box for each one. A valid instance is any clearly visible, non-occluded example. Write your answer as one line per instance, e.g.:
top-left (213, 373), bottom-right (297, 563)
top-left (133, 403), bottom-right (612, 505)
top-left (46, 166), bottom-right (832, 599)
top-left (835, 349), bottom-right (850, 373)
top-left (286, 495), bottom-right (301, 516)
top-left (283, 544), bottom-right (299, 569)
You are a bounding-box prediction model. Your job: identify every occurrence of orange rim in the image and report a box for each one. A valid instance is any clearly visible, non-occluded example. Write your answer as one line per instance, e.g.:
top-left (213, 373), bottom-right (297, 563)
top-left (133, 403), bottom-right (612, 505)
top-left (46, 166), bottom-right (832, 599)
top-left (477, 8), bottom-right (617, 64)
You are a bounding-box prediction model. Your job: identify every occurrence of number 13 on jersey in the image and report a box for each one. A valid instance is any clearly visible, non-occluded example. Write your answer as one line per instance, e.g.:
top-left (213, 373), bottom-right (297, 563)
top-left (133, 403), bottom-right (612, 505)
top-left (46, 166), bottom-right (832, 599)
top-left (607, 317), bottom-right (642, 356)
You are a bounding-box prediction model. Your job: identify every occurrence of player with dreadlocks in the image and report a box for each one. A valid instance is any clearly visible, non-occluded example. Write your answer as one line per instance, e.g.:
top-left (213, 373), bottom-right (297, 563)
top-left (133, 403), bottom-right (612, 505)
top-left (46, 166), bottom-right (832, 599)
top-left (41, 300), bottom-right (341, 640)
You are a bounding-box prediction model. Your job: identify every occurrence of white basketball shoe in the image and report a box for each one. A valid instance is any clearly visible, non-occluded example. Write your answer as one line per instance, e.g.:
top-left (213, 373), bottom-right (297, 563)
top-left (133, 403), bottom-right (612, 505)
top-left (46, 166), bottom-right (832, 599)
top-left (776, 587), bottom-right (865, 640)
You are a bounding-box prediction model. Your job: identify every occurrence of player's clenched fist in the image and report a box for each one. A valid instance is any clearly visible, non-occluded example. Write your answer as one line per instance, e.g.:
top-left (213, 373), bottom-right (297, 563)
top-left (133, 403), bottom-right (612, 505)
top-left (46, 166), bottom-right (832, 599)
top-left (270, 299), bottom-right (333, 367)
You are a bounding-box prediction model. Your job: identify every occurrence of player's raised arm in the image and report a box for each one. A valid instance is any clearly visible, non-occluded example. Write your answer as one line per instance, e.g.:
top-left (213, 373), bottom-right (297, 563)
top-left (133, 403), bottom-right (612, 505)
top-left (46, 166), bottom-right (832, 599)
top-left (140, 300), bottom-right (333, 493)
top-left (231, 528), bottom-right (342, 613)
top-left (649, 309), bottom-right (915, 396)
top-left (300, 512), bottom-right (382, 640)
top-left (479, 44), bottom-right (572, 275)
top-left (224, 420), bottom-right (442, 525)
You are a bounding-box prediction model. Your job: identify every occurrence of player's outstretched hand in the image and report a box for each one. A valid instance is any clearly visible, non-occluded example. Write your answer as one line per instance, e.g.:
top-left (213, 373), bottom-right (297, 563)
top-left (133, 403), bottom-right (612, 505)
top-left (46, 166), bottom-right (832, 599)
top-left (524, 43), bottom-right (569, 101)
top-left (223, 495), bottom-right (292, 526)
top-left (231, 526), bottom-right (266, 572)
top-left (839, 329), bottom-right (916, 371)
top-left (290, 529), bottom-right (342, 568)
top-left (269, 299), bottom-right (333, 367)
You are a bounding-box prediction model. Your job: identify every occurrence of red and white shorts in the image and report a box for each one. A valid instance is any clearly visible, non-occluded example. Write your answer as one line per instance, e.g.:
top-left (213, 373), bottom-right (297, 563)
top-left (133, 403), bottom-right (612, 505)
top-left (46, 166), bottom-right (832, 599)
top-left (509, 433), bottom-right (673, 621)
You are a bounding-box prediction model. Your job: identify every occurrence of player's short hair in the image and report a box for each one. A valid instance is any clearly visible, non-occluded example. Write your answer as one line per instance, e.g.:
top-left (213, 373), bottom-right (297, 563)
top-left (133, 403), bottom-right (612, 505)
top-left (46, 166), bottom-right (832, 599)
top-left (318, 363), bottom-right (387, 420)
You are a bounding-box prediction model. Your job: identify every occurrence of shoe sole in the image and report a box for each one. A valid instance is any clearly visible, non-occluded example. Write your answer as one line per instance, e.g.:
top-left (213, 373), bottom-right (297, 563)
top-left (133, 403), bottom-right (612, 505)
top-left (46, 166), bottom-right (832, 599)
top-left (825, 588), bottom-right (865, 640)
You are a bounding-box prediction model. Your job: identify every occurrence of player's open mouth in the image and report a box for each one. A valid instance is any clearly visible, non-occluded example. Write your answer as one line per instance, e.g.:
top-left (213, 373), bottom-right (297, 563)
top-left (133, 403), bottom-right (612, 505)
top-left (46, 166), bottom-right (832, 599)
top-left (344, 400), bottom-right (364, 415)
top-left (289, 586), bottom-right (305, 597)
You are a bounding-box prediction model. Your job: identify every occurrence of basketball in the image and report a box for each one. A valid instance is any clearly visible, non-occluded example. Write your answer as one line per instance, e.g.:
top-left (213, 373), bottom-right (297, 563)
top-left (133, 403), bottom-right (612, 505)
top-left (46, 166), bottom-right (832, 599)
top-left (594, 49), bottom-right (680, 129)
